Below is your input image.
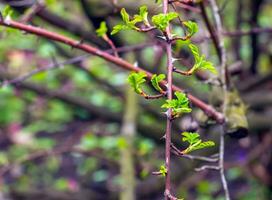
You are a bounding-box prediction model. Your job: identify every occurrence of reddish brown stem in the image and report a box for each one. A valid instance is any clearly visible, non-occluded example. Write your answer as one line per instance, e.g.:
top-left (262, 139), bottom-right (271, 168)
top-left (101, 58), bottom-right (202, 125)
top-left (163, 0), bottom-right (173, 198)
top-left (103, 35), bottom-right (119, 57)
top-left (173, 67), bottom-right (193, 76)
top-left (0, 19), bottom-right (224, 123)
top-left (143, 93), bottom-right (166, 99)
top-left (137, 26), bottom-right (156, 32)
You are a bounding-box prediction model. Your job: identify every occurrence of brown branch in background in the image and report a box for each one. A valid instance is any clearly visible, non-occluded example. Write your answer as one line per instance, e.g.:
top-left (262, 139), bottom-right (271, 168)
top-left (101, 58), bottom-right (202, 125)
top-left (1, 55), bottom-right (85, 86)
top-left (208, 0), bottom-right (230, 199)
top-left (250, 0), bottom-right (264, 74)
top-left (199, 1), bottom-right (221, 61)
top-left (19, 0), bottom-right (45, 23)
top-left (37, 9), bottom-right (106, 48)
top-left (193, 27), bottom-right (272, 44)
top-left (195, 165), bottom-right (220, 172)
top-left (0, 18), bottom-right (224, 123)
top-left (169, 0), bottom-right (201, 13)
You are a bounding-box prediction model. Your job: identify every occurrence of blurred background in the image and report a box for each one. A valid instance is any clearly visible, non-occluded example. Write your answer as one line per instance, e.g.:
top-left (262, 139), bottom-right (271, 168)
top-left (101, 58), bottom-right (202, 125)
top-left (0, 0), bottom-right (271, 199)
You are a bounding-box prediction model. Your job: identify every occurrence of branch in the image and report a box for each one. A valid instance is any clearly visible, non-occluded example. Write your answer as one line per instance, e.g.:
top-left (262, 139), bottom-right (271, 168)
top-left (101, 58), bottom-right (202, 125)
top-left (208, 0), bottom-right (230, 199)
top-left (170, 142), bottom-right (219, 162)
top-left (199, 1), bottom-right (221, 61)
top-left (0, 18), bottom-right (224, 123)
top-left (195, 165), bottom-right (220, 172)
top-left (163, 0), bottom-right (174, 198)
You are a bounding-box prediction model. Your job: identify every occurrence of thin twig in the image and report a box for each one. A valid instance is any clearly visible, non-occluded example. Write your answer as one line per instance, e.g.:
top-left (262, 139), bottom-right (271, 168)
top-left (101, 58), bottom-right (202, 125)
top-left (219, 126), bottom-right (230, 200)
top-left (170, 142), bottom-right (219, 162)
top-left (20, 0), bottom-right (45, 23)
top-left (208, 0), bottom-right (230, 199)
top-left (195, 165), bottom-right (220, 172)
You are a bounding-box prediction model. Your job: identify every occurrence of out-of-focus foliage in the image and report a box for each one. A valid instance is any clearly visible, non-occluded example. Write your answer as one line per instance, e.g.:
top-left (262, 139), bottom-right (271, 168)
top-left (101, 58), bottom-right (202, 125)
top-left (0, 0), bottom-right (271, 200)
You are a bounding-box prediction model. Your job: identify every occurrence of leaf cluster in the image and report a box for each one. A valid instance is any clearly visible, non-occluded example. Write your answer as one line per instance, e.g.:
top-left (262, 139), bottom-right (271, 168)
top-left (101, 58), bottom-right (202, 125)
top-left (111, 6), bottom-right (149, 35)
top-left (151, 12), bottom-right (178, 31)
top-left (181, 132), bottom-right (215, 154)
top-left (161, 92), bottom-right (192, 118)
top-left (151, 74), bottom-right (165, 93)
top-left (128, 72), bottom-right (166, 95)
top-left (127, 72), bottom-right (147, 95)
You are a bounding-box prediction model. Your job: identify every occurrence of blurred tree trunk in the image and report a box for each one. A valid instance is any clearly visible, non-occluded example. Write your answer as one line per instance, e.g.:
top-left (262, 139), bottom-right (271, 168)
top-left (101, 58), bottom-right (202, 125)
top-left (119, 85), bottom-right (138, 200)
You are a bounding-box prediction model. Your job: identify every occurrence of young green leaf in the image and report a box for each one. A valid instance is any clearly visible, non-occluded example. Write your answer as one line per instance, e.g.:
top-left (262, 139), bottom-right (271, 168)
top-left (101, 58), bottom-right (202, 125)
top-left (182, 132), bottom-right (200, 144)
top-left (152, 12), bottom-right (178, 31)
top-left (2, 5), bottom-right (13, 19)
top-left (133, 5), bottom-right (149, 26)
top-left (183, 21), bottom-right (198, 36)
top-left (189, 44), bottom-right (200, 62)
top-left (111, 7), bottom-right (144, 35)
top-left (191, 141), bottom-right (215, 151)
top-left (159, 165), bottom-right (167, 177)
top-left (111, 24), bottom-right (131, 35)
top-left (151, 74), bottom-right (165, 93)
top-left (181, 132), bottom-right (215, 154)
top-left (189, 44), bottom-right (217, 74)
top-left (127, 72), bottom-right (147, 94)
top-left (96, 21), bottom-right (108, 37)
top-left (161, 91), bottom-right (192, 118)
top-left (120, 8), bottom-right (130, 24)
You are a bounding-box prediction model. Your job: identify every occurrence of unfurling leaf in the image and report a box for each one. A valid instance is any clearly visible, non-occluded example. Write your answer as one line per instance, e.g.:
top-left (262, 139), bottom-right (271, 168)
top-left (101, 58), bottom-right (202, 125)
top-left (127, 72), bottom-right (147, 94)
top-left (161, 91), bottom-right (191, 118)
top-left (133, 5), bottom-right (149, 25)
top-left (111, 24), bottom-right (130, 35)
top-left (182, 132), bottom-right (200, 144)
top-left (181, 132), bottom-right (215, 154)
top-left (183, 21), bottom-right (198, 36)
top-left (151, 74), bottom-right (165, 92)
top-left (192, 141), bottom-right (215, 151)
top-left (96, 21), bottom-right (108, 37)
top-left (189, 44), bottom-right (200, 62)
top-left (152, 12), bottom-right (178, 31)
top-left (111, 7), bottom-right (149, 35)
top-left (120, 8), bottom-right (130, 24)
top-left (188, 44), bottom-right (217, 75)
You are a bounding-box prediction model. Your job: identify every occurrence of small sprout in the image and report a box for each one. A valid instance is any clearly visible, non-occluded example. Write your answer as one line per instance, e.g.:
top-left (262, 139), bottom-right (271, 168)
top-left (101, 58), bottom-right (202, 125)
top-left (151, 74), bottom-right (165, 93)
top-left (183, 21), bottom-right (198, 37)
top-left (96, 21), bottom-right (108, 37)
top-left (152, 12), bottom-right (178, 31)
top-left (2, 5), bottom-right (13, 19)
top-left (181, 132), bottom-right (215, 154)
top-left (127, 72), bottom-right (147, 95)
top-left (159, 165), bottom-right (167, 176)
top-left (189, 44), bottom-right (217, 75)
top-left (161, 91), bottom-right (192, 118)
